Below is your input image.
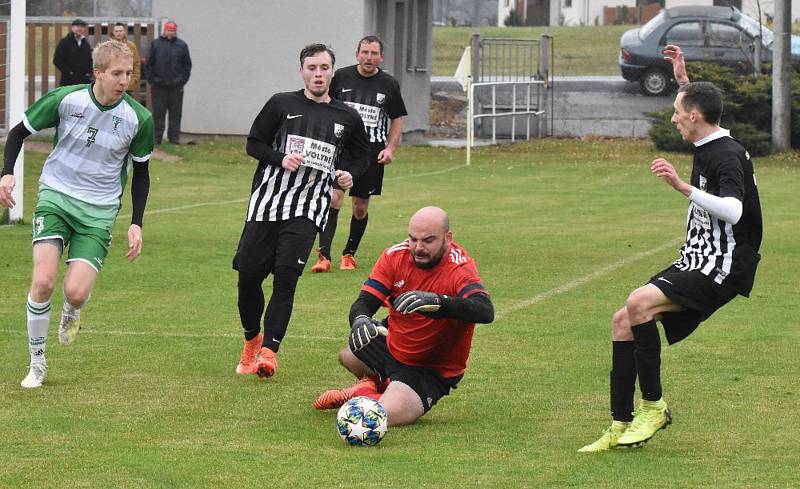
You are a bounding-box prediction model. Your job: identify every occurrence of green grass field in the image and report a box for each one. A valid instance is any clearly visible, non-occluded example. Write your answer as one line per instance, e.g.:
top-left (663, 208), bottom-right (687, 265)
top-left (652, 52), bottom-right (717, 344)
top-left (1, 139), bottom-right (798, 488)
top-left (433, 25), bottom-right (631, 76)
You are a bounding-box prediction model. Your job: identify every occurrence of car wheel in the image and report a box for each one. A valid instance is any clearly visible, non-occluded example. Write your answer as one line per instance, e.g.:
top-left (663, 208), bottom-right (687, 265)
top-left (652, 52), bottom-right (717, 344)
top-left (639, 68), bottom-right (671, 96)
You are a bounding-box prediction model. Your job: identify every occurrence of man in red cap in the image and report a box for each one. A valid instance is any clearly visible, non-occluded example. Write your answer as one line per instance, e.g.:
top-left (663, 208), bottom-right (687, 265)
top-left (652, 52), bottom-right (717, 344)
top-left (146, 21), bottom-right (192, 144)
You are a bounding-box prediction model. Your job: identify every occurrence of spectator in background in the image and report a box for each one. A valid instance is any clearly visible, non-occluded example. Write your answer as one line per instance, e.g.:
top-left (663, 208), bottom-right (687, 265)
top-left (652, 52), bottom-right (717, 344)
top-left (146, 21), bottom-right (192, 145)
top-left (112, 22), bottom-right (141, 97)
top-left (53, 19), bottom-right (93, 86)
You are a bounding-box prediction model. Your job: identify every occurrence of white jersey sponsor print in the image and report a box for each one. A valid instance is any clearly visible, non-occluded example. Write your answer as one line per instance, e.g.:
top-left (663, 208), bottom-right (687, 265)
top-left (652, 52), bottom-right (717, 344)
top-left (287, 135), bottom-right (336, 174)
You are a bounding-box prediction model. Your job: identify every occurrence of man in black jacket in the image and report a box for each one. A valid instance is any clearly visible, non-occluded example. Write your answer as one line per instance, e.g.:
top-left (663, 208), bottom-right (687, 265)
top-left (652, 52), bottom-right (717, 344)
top-left (53, 19), bottom-right (92, 86)
top-left (146, 21), bottom-right (192, 144)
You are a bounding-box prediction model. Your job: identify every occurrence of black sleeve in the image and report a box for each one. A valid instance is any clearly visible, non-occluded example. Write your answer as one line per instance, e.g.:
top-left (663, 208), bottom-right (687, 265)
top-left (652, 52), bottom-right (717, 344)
top-left (181, 43), bottom-right (192, 85)
top-left (2, 123), bottom-right (32, 176)
top-left (246, 97), bottom-right (286, 168)
top-left (53, 38), bottom-right (69, 73)
top-left (145, 41), bottom-right (156, 81)
top-left (429, 292), bottom-right (494, 324)
top-left (387, 78), bottom-right (408, 119)
top-left (716, 152), bottom-right (745, 201)
top-left (348, 290), bottom-right (384, 325)
top-left (339, 112), bottom-right (370, 179)
top-left (130, 160), bottom-right (150, 227)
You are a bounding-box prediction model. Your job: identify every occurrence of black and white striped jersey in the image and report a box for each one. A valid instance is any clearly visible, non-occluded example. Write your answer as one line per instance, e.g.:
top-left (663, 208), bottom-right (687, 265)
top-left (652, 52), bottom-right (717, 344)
top-left (674, 131), bottom-right (762, 296)
top-left (245, 90), bottom-right (369, 229)
top-left (329, 65), bottom-right (407, 144)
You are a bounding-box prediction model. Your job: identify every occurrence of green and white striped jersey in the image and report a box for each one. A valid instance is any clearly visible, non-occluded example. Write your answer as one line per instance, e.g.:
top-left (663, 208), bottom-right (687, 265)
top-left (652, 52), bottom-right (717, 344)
top-left (23, 84), bottom-right (154, 220)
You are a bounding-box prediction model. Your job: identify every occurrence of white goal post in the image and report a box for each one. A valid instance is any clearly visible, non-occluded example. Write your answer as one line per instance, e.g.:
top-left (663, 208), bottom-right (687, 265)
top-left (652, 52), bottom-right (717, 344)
top-left (6, 0), bottom-right (25, 223)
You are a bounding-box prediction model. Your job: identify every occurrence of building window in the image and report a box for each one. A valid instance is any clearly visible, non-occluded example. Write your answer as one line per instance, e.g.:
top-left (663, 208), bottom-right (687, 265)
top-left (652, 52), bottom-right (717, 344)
top-left (565, 0), bottom-right (572, 7)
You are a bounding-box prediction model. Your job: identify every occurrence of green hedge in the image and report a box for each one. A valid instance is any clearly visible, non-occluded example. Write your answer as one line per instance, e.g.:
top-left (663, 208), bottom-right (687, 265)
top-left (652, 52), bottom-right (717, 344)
top-left (648, 63), bottom-right (799, 156)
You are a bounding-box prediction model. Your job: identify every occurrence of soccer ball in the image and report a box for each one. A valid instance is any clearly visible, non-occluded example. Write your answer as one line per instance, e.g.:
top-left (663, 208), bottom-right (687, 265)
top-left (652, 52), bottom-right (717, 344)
top-left (336, 396), bottom-right (388, 446)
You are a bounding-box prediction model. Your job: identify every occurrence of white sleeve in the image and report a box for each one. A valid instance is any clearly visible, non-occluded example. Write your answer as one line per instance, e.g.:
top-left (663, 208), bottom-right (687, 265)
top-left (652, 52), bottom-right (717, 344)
top-left (689, 186), bottom-right (743, 224)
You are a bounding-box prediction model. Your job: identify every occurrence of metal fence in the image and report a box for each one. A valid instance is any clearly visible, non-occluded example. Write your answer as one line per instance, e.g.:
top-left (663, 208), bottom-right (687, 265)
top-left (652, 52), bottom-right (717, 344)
top-left (471, 80), bottom-right (547, 144)
top-left (1, 17), bottom-right (154, 131)
top-left (470, 33), bottom-right (554, 141)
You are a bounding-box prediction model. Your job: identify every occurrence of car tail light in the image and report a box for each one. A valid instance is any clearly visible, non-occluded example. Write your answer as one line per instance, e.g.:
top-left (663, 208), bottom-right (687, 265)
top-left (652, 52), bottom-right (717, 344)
top-left (621, 48), bottom-right (632, 62)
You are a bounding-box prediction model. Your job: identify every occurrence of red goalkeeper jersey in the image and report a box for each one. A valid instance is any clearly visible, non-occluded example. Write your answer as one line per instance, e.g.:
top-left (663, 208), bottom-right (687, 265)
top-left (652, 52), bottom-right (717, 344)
top-left (361, 240), bottom-right (488, 378)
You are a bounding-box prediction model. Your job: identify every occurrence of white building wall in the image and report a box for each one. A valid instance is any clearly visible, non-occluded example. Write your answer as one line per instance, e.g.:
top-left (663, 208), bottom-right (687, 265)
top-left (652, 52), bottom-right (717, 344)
top-left (665, 0), bottom-right (800, 23)
top-left (665, 0), bottom-right (712, 8)
top-left (497, 0), bottom-right (514, 25)
top-left (552, 0), bottom-right (800, 27)
top-left (558, 0), bottom-right (636, 27)
top-left (152, 0), bottom-right (367, 135)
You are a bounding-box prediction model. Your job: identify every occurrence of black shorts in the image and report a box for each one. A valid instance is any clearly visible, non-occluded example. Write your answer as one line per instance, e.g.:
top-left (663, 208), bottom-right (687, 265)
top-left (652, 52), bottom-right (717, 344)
top-left (649, 265), bottom-right (738, 344)
top-left (349, 143), bottom-right (385, 199)
top-left (352, 322), bottom-right (462, 414)
top-left (232, 217), bottom-right (317, 276)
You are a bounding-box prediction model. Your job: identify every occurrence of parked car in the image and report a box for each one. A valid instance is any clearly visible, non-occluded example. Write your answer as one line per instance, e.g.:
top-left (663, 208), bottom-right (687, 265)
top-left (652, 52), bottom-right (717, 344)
top-left (619, 5), bottom-right (800, 96)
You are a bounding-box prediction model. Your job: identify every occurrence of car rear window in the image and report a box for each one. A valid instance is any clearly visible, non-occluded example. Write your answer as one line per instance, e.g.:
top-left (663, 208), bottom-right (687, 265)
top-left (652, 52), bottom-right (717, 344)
top-left (639, 11), bottom-right (665, 40)
top-left (738, 14), bottom-right (773, 47)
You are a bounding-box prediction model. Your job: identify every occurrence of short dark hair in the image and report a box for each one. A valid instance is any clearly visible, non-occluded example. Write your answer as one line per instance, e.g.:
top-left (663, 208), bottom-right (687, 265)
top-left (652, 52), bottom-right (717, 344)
top-left (71, 19), bottom-right (87, 26)
top-left (678, 82), bottom-right (723, 125)
top-left (299, 43), bottom-right (335, 68)
top-left (114, 22), bottom-right (125, 28)
top-left (357, 35), bottom-right (384, 54)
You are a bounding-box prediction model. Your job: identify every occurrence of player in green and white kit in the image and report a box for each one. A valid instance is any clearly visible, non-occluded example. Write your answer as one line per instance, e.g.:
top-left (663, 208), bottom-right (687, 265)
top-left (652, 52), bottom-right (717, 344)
top-left (0, 40), bottom-right (154, 388)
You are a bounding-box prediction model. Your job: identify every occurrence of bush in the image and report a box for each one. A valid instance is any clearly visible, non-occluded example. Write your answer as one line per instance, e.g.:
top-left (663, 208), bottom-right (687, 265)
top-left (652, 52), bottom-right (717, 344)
top-left (647, 107), bottom-right (691, 153)
top-left (648, 62), bottom-right (800, 156)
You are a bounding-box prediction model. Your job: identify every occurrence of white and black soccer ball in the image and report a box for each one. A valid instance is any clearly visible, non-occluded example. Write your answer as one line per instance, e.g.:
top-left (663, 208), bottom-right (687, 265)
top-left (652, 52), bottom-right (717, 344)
top-left (336, 396), bottom-right (388, 446)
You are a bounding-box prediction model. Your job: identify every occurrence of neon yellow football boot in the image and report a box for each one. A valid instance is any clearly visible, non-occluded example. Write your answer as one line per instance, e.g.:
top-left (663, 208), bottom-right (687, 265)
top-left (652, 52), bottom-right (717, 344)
top-left (617, 398), bottom-right (672, 447)
top-left (578, 421), bottom-right (630, 452)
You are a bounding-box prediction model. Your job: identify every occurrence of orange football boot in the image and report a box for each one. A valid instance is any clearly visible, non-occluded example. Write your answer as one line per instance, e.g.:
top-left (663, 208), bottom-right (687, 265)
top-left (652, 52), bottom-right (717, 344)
top-left (339, 254), bottom-right (357, 270)
top-left (235, 333), bottom-right (263, 375)
top-left (314, 377), bottom-right (379, 410)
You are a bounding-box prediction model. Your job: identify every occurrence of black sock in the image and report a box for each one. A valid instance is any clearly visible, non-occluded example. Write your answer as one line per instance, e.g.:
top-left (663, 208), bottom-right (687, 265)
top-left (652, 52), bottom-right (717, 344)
top-left (610, 341), bottom-right (636, 422)
top-left (632, 320), bottom-right (662, 401)
top-left (237, 271), bottom-right (265, 341)
top-left (319, 208), bottom-right (339, 260)
top-left (262, 266), bottom-right (300, 353)
top-left (343, 214), bottom-right (368, 256)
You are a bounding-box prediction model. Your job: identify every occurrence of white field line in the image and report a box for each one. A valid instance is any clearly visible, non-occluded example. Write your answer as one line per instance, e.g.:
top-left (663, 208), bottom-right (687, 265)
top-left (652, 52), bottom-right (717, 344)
top-left (492, 239), bottom-right (681, 322)
top-left (1, 164), bottom-right (471, 228)
top-left (0, 240), bottom-right (680, 340)
top-left (117, 198), bottom-right (248, 221)
top-left (0, 327), bottom-right (341, 342)
top-left (3, 162), bottom-right (675, 333)
top-left (113, 164), bottom-right (470, 220)
top-left (384, 164), bottom-right (469, 181)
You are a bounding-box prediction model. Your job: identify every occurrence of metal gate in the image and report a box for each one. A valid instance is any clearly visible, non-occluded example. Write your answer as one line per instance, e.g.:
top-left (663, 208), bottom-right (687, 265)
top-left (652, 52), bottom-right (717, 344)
top-left (469, 34), bottom-right (554, 140)
top-left (472, 35), bottom-right (549, 82)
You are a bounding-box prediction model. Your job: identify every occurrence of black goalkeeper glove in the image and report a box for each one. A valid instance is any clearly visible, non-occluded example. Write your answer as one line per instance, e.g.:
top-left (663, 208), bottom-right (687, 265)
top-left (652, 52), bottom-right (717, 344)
top-left (392, 290), bottom-right (443, 315)
top-left (348, 315), bottom-right (388, 352)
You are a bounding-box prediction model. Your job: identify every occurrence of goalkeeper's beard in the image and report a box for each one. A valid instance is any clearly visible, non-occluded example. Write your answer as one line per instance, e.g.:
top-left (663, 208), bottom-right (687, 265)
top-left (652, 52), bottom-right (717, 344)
top-left (413, 244), bottom-right (447, 269)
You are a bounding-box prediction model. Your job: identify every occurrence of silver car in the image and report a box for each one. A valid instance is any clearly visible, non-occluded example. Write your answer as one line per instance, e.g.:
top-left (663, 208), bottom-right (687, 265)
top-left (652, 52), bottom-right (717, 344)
top-left (619, 5), bottom-right (800, 96)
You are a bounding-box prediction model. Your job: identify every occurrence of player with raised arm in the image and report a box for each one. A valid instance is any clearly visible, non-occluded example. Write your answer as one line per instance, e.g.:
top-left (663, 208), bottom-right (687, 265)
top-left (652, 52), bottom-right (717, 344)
top-left (579, 44), bottom-right (762, 451)
top-left (0, 40), bottom-right (154, 388)
top-left (233, 43), bottom-right (369, 379)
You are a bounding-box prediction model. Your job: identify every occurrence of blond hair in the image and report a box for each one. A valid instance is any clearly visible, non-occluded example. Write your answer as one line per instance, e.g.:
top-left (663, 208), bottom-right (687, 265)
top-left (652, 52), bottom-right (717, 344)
top-left (92, 40), bottom-right (133, 71)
